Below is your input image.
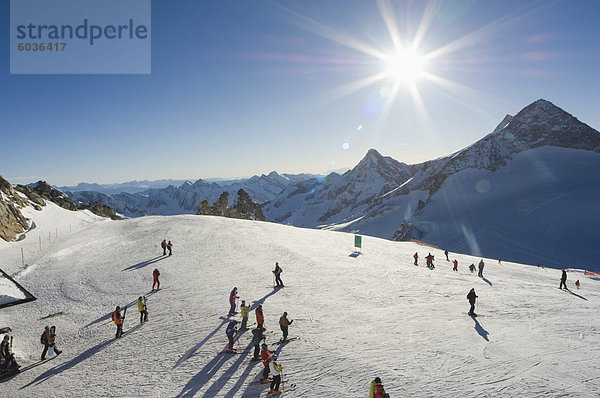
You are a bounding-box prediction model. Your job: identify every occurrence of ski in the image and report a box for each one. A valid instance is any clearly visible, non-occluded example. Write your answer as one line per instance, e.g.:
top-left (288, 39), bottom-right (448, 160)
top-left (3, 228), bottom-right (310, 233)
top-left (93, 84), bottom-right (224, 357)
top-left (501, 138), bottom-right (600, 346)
top-left (276, 337), bottom-right (299, 344)
top-left (465, 313), bottom-right (485, 317)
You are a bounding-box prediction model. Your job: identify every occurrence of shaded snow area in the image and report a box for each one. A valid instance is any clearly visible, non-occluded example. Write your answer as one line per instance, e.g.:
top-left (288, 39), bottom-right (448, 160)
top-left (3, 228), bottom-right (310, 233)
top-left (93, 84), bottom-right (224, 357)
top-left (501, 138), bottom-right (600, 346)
top-left (1, 214), bottom-right (599, 397)
top-left (0, 274), bottom-right (26, 306)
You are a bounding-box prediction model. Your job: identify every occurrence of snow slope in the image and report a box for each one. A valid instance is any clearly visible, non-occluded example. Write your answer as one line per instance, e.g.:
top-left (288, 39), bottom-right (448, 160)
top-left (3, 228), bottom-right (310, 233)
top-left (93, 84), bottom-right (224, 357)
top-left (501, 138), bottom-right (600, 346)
top-left (1, 212), bottom-right (599, 397)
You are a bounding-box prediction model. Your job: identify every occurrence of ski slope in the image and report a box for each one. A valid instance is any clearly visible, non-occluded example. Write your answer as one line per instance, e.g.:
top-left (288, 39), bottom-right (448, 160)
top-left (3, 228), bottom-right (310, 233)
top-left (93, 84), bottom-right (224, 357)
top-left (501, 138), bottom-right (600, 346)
top-left (0, 205), bottom-right (599, 397)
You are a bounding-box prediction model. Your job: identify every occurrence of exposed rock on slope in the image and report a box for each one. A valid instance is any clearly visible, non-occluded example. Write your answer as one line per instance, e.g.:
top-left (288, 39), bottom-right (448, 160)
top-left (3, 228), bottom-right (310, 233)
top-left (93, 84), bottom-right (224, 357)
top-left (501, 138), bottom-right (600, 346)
top-left (196, 189), bottom-right (265, 221)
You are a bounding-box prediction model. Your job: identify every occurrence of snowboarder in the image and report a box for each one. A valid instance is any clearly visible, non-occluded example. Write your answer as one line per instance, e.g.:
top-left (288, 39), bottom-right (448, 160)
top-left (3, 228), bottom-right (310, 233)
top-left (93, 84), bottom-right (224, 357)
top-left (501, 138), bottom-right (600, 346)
top-left (269, 354), bottom-right (283, 394)
top-left (138, 296), bottom-right (148, 323)
top-left (467, 288), bottom-right (478, 316)
top-left (228, 287), bottom-right (238, 316)
top-left (478, 259), bottom-right (485, 277)
top-left (369, 377), bottom-right (390, 398)
top-left (273, 262), bottom-right (284, 287)
top-left (260, 343), bottom-right (274, 383)
top-left (0, 335), bottom-right (19, 371)
top-left (152, 268), bottom-right (161, 291)
top-left (453, 259), bottom-right (458, 271)
top-left (559, 269), bottom-right (567, 290)
top-left (240, 300), bottom-right (250, 329)
top-left (41, 325), bottom-right (62, 360)
top-left (167, 240), bottom-right (173, 256)
top-left (469, 263), bottom-right (476, 273)
top-left (161, 239), bottom-right (167, 255)
top-left (445, 249), bottom-right (449, 261)
top-left (226, 320), bottom-right (237, 353)
top-left (251, 326), bottom-right (266, 360)
top-left (279, 312), bottom-right (293, 341)
top-left (112, 306), bottom-right (125, 338)
top-left (413, 252), bottom-right (419, 266)
top-left (255, 304), bottom-right (264, 329)
top-left (575, 279), bottom-right (580, 289)
top-left (425, 253), bottom-right (435, 269)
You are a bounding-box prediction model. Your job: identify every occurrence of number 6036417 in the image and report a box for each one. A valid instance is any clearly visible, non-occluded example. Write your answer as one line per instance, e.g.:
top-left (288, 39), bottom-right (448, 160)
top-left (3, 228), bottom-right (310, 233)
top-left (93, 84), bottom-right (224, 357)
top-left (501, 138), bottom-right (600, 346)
top-left (17, 42), bottom-right (66, 51)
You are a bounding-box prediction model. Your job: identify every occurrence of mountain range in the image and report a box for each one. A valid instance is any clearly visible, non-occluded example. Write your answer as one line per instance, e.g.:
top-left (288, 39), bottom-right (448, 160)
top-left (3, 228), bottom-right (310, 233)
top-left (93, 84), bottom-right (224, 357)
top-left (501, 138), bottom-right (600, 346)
top-left (4, 99), bottom-right (599, 270)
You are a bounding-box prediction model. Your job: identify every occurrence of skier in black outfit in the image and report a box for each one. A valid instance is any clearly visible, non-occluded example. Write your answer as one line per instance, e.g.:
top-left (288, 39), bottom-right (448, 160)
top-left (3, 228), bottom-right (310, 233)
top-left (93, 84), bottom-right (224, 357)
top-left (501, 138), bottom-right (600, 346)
top-left (559, 269), bottom-right (567, 289)
top-left (478, 259), bottom-right (485, 277)
top-left (0, 335), bottom-right (19, 371)
top-left (251, 327), bottom-right (266, 360)
top-left (467, 288), bottom-right (478, 316)
top-left (273, 262), bottom-right (284, 287)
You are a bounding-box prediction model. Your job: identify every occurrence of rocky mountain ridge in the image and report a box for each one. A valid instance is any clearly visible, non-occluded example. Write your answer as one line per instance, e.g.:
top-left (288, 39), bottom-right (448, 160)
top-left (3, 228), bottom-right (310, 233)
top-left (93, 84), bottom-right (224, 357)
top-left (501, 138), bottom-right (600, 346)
top-left (0, 178), bottom-right (119, 242)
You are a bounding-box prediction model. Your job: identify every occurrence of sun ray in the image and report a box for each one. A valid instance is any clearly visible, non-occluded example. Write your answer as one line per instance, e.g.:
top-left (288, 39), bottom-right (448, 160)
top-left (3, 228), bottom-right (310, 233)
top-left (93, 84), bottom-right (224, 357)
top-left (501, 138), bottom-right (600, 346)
top-left (270, 2), bottom-right (386, 60)
top-left (376, 0), bottom-right (402, 51)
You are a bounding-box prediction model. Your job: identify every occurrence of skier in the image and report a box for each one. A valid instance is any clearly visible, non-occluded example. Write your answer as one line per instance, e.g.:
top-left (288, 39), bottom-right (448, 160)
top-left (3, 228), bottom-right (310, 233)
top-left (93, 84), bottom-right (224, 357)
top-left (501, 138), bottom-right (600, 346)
top-left (260, 343), bottom-right (274, 383)
top-left (226, 320), bottom-right (237, 353)
top-left (0, 335), bottom-right (19, 371)
top-left (279, 312), bottom-right (293, 341)
top-left (152, 268), bottom-right (161, 291)
top-left (425, 253), bottom-right (435, 269)
top-left (41, 325), bottom-right (62, 360)
top-left (228, 287), bottom-right (238, 316)
top-left (273, 262), bottom-right (284, 287)
top-left (413, 252), bottom-right (419, 266)
top-left (269, 354), bottom-right (283, 394)
top-left (240, 300), bottom-right (250, 329)
top-left (255, 304), bottom-right (264, 329)
top-left (575, 279), bottom-right (580, 289)
top-left (453, 259), bottom-right (458, 271)
top-left (112, 306), bottom-right (125, 338)
top-left (251, 326), bottom-right (266, 360)
top-left (478, 259), bottom-right (485, 277)
top-left (467, 288), bottom-right (478, 316)
top-left (445, 249), bottom-right (449, 261)
top-left (559, 269), bottom-right (567, 290)
top-left (138, 296), bottom-right (148, 323)
top-left (469, 263), bottom-right (476, 273)
top-left (161, 239), bottom-right (167, 255)
top-left (167, 240), bottom-right (173, 256)
top-left (369, 377), bottom-right (390, 398)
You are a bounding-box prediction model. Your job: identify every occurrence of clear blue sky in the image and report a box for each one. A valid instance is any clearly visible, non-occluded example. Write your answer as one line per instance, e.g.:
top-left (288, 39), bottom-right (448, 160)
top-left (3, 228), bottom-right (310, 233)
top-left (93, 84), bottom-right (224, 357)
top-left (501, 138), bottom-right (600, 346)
top-left (1, 0), bottom-right (599, 185)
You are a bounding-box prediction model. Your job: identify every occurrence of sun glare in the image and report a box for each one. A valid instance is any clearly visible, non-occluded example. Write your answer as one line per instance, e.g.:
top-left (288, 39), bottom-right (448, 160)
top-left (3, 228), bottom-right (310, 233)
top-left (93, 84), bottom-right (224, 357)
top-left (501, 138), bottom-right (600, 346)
top-left (383, 48), bottom-right (426, 84)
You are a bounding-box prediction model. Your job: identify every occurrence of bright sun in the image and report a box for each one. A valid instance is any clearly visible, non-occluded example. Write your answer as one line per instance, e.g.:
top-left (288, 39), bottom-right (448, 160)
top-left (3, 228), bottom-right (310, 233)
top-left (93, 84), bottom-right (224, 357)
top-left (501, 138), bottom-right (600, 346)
top-left (383, 48), bottom-right (426, 84)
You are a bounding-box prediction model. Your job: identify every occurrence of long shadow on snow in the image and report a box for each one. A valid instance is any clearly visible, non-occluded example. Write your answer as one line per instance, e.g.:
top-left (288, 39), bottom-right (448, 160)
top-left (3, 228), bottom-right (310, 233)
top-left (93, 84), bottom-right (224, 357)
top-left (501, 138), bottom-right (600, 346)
top-left (177, 331), bottom-right (254, 398)
top-left (482, 277), bottom-right (493, 287)
top-left (471, 316), bottom-right (489, 341)
top-left (122, 255), bottom-right (167, 271)
top-left (84, 297), bottom-right (142, 328)
top-left (238, 335), bottom-right (289, 397)
top-left (173, 318), bottom-right (230, 369)
top-left (249, 288), bottom-right (281, 311)
top-left (565, 289), bottom-right (587, 301)
top-left (20, 324), bottom-right (143, 389)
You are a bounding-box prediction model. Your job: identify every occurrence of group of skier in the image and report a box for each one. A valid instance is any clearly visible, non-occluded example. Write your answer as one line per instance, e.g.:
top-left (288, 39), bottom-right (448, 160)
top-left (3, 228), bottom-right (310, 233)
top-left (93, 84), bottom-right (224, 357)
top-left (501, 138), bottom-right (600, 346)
top-left (414, 250), bottom-right (487, 278)
top-left (160, 239), bottom-right (173, 256)
top-left (222, 262), bottom-right (294, 394)
top-left (1, 324), bottom-right (63, 376)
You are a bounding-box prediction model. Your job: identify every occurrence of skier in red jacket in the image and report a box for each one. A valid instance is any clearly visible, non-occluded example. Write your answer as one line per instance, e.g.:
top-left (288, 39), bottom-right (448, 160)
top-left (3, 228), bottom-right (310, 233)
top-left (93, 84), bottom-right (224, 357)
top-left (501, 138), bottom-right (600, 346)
top-left (255, 304), bottom-right (264, 328)
top-left (152, 268), bottom-right (160, 290)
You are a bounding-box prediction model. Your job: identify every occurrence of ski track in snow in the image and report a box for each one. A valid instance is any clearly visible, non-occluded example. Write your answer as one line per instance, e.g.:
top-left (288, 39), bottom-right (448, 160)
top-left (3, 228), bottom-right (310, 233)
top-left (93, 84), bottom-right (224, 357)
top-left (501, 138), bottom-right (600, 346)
top-left (0, 206), bottom-right (599, 397)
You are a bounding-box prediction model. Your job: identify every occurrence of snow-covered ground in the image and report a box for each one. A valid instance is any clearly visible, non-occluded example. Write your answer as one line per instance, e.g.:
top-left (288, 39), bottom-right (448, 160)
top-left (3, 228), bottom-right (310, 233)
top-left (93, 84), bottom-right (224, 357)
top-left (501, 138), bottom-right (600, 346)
top-left (0, 207), bottom-right (599, 397)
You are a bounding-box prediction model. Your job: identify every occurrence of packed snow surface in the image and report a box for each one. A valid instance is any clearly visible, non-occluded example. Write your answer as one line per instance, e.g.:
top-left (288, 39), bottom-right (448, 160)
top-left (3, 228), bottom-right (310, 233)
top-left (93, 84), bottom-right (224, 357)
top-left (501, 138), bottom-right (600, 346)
top-left (0, 209), bottom-right (599, 397)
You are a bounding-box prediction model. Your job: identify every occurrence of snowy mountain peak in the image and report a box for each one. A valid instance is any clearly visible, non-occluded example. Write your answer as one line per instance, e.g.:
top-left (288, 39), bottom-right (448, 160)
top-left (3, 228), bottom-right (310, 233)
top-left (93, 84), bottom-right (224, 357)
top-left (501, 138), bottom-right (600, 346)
top-left (498, 99), bottom-right (600, 153)
top-left (360, 148), bottom-right (384, 166)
